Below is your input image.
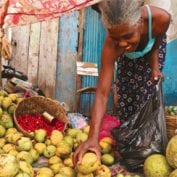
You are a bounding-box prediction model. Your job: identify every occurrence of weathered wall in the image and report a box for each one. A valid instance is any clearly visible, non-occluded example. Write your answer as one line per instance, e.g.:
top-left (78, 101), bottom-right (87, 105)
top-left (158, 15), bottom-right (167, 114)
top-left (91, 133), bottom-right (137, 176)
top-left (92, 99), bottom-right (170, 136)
top-left (10, 19), bottom-right (59, 98)
top-left (9, 13), bottom-right (79, 112)
top-left (56, 12), bottom-right (79, 111)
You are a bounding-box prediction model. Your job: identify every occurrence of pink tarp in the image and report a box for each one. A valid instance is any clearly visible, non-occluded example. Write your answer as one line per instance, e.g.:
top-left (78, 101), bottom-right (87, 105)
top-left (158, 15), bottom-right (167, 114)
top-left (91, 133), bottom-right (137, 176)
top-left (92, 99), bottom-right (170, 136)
top-left (0, 0), bottom-right (102, 28)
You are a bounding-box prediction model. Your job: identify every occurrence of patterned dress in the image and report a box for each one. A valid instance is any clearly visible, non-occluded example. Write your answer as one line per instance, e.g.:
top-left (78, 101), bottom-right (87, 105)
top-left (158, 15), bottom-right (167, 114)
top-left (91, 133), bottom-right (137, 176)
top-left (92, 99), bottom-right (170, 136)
top-left (116, 37), bottom-right (167, 121)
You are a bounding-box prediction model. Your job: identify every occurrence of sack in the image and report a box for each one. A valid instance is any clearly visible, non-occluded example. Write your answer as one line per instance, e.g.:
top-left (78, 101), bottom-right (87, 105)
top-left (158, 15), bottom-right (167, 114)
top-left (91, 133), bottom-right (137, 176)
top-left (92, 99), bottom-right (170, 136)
top-left (99, 114), bottom-right (121, 141)
top-left (111, 79), bottom-right (168, 171)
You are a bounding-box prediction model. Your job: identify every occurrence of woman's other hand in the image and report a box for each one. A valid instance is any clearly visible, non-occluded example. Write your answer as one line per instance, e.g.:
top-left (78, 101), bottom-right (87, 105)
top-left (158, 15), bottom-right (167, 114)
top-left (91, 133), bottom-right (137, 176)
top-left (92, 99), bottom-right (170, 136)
top-left (73, 136), bottom-right (101, 166)
top-left (151, 68), bottom-right (164, 83)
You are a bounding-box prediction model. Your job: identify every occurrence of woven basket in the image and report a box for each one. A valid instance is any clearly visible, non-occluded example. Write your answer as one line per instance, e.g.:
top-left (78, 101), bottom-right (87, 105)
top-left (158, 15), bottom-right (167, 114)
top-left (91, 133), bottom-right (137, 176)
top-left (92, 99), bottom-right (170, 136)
top-left (14, 96), bottom-right (67, 137)
top-left (166, 114), bottom-right (177, 139)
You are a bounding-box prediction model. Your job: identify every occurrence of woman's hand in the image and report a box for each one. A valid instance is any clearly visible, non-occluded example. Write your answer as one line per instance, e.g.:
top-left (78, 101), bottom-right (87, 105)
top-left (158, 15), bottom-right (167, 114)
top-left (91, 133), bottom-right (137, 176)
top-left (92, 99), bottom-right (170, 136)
top-left (151, 68), bottom-right (163, 83)
top-left (73, 136), bottom-right (101, 166)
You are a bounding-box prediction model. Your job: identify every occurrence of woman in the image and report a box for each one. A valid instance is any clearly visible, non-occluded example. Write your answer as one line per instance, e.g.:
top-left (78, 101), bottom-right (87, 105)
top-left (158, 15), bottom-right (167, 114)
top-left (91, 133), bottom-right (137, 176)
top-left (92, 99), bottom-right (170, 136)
top-left (73, 0), bottom-right (171, 165)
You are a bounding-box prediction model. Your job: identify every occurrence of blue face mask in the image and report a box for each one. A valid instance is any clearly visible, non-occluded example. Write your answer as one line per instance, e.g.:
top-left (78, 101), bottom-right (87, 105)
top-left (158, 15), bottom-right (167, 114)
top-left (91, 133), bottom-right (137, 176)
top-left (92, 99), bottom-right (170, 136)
top-left (124, 5), bottom-right (155, 59)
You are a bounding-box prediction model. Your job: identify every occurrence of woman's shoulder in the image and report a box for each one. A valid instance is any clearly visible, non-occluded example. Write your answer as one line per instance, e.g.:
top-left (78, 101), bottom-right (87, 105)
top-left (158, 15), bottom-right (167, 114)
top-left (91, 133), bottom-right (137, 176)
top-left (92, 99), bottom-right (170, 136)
top-left (144, 6), bottom-right (171, 36)
top-left (151, 6), bottom-right (171, 21)
top-left (149, 5), bottom-right (171, 36)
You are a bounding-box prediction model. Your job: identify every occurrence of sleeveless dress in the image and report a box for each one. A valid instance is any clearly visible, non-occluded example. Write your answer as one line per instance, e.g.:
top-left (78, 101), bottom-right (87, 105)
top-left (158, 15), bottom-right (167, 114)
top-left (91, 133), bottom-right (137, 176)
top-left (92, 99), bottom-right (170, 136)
top-left (116, 5), bottom-right (167, 121)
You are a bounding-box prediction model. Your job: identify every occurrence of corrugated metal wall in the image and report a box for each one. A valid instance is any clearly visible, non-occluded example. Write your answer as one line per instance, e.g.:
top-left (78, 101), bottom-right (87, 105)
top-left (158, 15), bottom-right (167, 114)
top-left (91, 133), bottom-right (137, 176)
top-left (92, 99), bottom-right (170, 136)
top-left (80, 7), bottom-right (106, 115)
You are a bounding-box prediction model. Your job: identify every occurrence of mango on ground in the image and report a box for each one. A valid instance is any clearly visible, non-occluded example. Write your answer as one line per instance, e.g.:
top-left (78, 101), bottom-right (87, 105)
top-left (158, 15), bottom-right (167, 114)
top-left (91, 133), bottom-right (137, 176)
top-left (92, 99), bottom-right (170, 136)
top-left (94, 165), bottom-right (111, 177)
top-left (0, 125), bottom-right (6, 137)
top-left (50, 130), bottom-right (63, 146)
top-left (48, 156), bottom-right (62, 165)
top-left (0, 113), bottom-right (13, 128)
top-left (29, 148), bottom-right (40, 162)
top-left (16, 137), bottom-right (32, 151)
top-left (16, 151), bottom-right (33, 164)
top-left (37, 167), bottom-right (54, 177)
top-left (50, 163), bottom-right (64, 174)
top-left (3, 143), bottom-right (16, 153)
top-left (75, 132), bottom-right (88, 144)
top-left (34, 129), bottom-right (47, 143)
top-left (59, 166), bottom-right (76, 177)
top-left (0, 154), bottom-right (20, 177)
top-left (77, 172), bottom-right (94, 177)
top-left (43, 145), bottom-right (56, 158)
top-left (66, 128), bottom-right (82, 138)
top-left (77, 152), bottom-right (100, 174)
top-left (99, 141), bottom-right (112, 154)
top-left (56, 140), bottom-right (72, 158)
top-left (19, 160), bottom-right (34, 177)
top-left (2, 97), bottom-right (12, 109)
top-left (34, 143), bottom-right (46, 155)
top-left (101, 154), bottom-right (115, 166)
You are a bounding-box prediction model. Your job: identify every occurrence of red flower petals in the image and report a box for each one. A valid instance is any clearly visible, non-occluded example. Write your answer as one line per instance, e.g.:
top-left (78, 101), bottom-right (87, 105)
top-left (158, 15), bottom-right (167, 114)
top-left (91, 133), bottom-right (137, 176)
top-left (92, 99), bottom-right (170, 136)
top-left (17, 113), bottom-right (65, 136)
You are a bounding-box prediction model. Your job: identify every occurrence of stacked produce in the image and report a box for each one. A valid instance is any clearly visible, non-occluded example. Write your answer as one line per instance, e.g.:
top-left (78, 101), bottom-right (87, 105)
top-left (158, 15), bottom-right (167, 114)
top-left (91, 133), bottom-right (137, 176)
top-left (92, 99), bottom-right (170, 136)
top-left (166, 106), bottom-right (177, 116)
top-left (143, 135), bottom-right (177, 177)
top-left (0, 89), bottom-right (115, 177)
top-left (165, 105), bottom-right (177, 140)
top-left (0, 90), bottom-right (21, 128)
top-left (0, 89), bottom-right (144, 177)
top-left (0, 125), bottom-right (114, 176)
top-left (0, 90), bottom-right (34, 177)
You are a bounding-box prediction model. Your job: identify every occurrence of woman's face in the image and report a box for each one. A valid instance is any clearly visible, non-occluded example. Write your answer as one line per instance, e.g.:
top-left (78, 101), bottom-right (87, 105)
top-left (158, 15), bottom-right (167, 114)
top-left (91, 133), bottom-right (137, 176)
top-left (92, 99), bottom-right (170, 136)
top-left (108, 23), bottom-right (142, 52)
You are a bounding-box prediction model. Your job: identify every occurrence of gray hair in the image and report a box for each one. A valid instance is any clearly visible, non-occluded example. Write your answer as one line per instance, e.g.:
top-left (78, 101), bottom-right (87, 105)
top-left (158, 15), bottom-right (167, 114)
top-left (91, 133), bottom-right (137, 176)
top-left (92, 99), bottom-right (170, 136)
top-left (99, 0), bottom-right (143, 28)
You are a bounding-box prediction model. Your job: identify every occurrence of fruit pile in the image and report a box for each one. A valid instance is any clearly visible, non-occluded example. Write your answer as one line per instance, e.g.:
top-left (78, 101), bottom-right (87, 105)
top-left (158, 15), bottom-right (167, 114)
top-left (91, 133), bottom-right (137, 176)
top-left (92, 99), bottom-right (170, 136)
top-left (0, 89), bottom-right (143, 177)
top-left (0, 90), bottom-right (22, 129)
top-left (0, 89), bottom-right (116, 177)
top-left (0, 123), bottom-right (114, 176)
top-left (166, 106), bottom-right (177, 116)
top-left (143, 135), bottom-right (177, 177)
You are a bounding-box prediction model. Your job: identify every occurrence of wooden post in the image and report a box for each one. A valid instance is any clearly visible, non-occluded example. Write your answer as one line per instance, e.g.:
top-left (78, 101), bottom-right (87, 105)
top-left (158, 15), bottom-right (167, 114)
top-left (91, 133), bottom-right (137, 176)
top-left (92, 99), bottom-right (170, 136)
top-left (76, 9), bottom-right (85, 112)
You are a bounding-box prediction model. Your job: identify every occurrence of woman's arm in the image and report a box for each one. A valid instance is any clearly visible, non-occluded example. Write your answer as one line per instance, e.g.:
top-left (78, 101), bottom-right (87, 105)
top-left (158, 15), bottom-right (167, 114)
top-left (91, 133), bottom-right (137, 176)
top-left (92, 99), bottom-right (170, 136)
top-left (73, 35), bottom-right (121, 164)
top-left (147, 36), bottom-right (164, 81)
top-left (147, 8), bottom-right (170, 81)
top-left (89, 35), bottom-right (121, 139)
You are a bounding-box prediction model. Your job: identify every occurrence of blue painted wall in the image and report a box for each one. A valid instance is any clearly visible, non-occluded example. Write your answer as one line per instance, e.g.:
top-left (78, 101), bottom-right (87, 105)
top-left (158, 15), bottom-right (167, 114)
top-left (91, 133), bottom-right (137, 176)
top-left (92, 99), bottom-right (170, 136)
top-left (163, 39), bottom-right (177, 105)
top-left (80, 7), bottom-right (107, 115)
top-left (56, 11), bottom-right (79, 111)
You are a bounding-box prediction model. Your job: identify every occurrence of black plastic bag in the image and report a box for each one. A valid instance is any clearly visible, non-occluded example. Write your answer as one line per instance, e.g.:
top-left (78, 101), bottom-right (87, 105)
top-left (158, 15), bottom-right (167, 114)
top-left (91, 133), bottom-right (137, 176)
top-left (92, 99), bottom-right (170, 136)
top-left (111, 79), bottom-right (168, 171)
